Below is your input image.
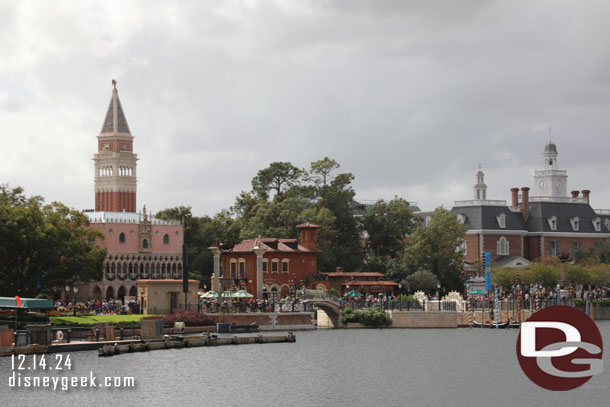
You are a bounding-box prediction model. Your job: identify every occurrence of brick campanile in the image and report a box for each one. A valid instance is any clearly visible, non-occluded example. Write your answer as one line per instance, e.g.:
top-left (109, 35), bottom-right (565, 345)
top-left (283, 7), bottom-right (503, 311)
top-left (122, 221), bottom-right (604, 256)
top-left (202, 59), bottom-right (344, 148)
top-left (93, 80), bottom-right (138, 212)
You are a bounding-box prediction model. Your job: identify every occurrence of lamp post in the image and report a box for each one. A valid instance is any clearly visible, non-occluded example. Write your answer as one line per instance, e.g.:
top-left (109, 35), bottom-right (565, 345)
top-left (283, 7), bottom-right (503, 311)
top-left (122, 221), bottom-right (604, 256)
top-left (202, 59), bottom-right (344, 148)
top-left (437, 283), bottom-right (441, 311)
top-left (73, 287), bottom-right (78, 316)
top-left (139, 287), bottom-right (144, 314)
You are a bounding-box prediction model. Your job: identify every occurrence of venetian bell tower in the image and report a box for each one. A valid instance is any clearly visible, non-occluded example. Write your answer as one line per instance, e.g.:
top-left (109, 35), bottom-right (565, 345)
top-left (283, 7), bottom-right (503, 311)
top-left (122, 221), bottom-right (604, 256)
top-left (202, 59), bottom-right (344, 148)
top-left (93, 80), bottom-right (138, 212)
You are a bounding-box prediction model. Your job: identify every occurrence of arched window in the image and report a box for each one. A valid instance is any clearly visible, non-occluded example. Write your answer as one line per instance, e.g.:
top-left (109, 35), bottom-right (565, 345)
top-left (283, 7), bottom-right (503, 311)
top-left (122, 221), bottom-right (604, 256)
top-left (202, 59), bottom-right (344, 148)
top-left (281, 259), bottom-right (289, 273)
top-left (142, 239), bottom-right (149, 249)
top-left (271, 259), bottom-right (279, 273)
top-left (163, 234), bottom-right (169, 244)
top-left (119, 232), bottom-right (126, 243)
top-left (497, 237), bottom-right (509, 256)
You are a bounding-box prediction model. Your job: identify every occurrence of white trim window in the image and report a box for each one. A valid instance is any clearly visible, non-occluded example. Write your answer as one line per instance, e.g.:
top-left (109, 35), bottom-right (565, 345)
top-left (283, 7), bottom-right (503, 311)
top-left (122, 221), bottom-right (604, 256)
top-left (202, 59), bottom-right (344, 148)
top-left (604, 218), bottom-right (610, 231)
top-left (456, 214), bottom-right (466, 224)
top-left (262, 259), bottom-right (268, 274)
top-left (271, 259), bottom-right (279, 273)
top-left (281, 259), bottom-right (289, 274)
top-left (570, 217), bottom-right (580, 231)
top-left (497, 236), bottom-right (509, 255)
top-left (549, 240), bottom-right (559, 256)
top-left (496, 214), bottom-right (506, 229)
top-left (547, 216), bottom-right (558, 231)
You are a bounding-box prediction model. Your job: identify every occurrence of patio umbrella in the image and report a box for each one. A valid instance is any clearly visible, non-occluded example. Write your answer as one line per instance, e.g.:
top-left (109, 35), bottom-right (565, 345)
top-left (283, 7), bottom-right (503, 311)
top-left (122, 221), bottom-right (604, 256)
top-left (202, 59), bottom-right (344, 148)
top-left (344, 290), bottom-right (363, 298)
top-left (233, 290), bottom-right (254, 298)
top-left (200, 291), bottom-right (219, 298)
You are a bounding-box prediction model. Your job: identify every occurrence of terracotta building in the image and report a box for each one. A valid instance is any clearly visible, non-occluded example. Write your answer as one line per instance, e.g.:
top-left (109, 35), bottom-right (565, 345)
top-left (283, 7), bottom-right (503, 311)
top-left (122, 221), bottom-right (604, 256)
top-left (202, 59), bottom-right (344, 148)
top-left (75, 82), bottom-right (185, 301)
top-left (441, 141), bottom-right (610, 272)
top-left (322, 268), bottom-right (398, 295)
top-left (210, 223), bottom-right (321, 300)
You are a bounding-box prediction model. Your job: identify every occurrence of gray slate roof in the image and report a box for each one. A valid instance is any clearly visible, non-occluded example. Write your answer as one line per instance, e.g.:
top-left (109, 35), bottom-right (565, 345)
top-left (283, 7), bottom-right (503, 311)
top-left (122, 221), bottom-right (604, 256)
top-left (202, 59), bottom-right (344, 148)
top-left (526, 202), bottom-right (609, 234)
top-left (450, 205), bottom-right (527, 231)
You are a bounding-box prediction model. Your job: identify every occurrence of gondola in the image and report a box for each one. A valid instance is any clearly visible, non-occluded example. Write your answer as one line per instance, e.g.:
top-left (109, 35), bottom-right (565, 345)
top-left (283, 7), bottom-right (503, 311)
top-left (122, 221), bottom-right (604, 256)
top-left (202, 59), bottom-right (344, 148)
top-left (472, 320), bottom-right (509, 329)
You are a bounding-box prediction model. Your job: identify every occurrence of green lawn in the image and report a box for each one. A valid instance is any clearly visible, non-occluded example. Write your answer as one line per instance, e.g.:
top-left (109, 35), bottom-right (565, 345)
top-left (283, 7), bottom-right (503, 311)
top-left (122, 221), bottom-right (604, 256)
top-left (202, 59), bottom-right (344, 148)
top-left (50, 314), bottom-right (153, 327)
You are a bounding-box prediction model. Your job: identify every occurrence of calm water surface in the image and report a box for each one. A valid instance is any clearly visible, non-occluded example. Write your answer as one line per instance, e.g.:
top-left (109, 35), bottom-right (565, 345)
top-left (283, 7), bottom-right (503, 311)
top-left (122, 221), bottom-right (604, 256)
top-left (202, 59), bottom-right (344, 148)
top-left (1, 323), bottom-right (608, 407)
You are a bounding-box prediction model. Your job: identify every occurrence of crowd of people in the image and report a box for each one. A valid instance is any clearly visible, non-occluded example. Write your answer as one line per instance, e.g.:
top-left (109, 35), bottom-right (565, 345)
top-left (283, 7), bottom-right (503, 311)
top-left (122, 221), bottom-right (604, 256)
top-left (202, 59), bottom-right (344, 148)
top-left (53, 298), bottom-right (138, 314)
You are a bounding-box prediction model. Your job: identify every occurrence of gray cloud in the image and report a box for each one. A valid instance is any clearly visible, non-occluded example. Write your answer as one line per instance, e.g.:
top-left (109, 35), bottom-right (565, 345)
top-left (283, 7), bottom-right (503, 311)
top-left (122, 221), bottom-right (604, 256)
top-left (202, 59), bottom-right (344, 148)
top-left (1, 0), bottom-right (609, 217)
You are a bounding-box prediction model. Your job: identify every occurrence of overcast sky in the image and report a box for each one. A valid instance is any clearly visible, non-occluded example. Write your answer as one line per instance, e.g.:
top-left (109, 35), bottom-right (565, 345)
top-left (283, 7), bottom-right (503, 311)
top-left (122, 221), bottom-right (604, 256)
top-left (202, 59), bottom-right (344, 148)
top-left (1, 0), bottom-right (609, 217)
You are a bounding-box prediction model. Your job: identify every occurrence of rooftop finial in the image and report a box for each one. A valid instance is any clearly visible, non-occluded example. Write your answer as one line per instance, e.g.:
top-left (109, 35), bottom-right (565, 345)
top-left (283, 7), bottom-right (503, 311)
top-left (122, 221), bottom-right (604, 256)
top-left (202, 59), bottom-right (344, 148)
top-left (478, 162), bottom-right (482, 170)
top-left (112, 79), bottom-right (117, 89)
top-left (548, 123), bottom-right (552, 142)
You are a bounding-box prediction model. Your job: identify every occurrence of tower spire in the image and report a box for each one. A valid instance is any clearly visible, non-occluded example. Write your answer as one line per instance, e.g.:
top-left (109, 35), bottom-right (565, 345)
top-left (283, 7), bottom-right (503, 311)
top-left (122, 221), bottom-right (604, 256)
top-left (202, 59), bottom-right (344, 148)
top-left (94, 82), bottom-right (138, 212)
top-left (101, 80), bottom-right (131, 135)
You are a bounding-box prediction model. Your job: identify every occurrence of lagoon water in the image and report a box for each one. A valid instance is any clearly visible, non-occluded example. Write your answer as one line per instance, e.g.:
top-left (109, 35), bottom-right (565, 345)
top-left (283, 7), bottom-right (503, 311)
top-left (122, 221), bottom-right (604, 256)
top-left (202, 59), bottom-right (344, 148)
top-left (1, 323), bottom-right (608, 407)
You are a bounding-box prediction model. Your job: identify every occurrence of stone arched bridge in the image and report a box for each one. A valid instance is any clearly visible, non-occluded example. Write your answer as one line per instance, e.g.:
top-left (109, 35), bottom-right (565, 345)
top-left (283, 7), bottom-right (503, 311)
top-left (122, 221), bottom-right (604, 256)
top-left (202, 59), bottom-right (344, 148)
top-left (303, 299), bottom-right (343, 328)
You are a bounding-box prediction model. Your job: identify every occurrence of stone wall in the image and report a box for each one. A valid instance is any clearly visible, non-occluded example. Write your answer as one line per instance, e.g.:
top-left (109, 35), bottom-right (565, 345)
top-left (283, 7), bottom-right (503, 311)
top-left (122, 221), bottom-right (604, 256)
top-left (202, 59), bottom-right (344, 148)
top-left (389, 311), bottom-right (457, 328)
top-left (205, 313), bottom-right (315, 330)
top-left (576, 306), bottom-right (610, 320)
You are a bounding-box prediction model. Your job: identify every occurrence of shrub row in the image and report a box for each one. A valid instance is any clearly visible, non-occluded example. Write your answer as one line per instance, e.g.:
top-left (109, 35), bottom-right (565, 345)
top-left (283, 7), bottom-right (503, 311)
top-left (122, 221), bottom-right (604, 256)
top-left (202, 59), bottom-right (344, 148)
top-left (341, 307), bottom-right (392, 327)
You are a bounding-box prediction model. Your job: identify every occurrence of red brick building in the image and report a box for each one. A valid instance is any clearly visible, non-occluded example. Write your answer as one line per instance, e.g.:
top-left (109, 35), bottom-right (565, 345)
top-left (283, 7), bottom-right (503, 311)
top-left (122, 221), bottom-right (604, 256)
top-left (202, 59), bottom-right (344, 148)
top-left (211, 223), bottom-right (321, 300)
top-left (441, 142), bottom-right (610, 272)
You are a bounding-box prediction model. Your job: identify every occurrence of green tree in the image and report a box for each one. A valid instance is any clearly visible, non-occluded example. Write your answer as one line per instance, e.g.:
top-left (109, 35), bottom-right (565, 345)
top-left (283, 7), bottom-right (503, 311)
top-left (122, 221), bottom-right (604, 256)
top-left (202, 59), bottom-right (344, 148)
top-left (530, 262), bottom-right (560, 288)
top-left (251, 162), bottom-right (303, 199)
top-left (361, 197), bottom-right (415, 258)
top-left (575, 241), bottom-right (610, 264)
top-left (0, 185), bottom-right (106, 297)
top-left (307, 157), bottom-right (340, 193)
top-left (403, 270), bottom-right (439, 293)
top-left (316, 172), bottom-right (364, 273)
top-left (400, 207), bottom-right (467, 292)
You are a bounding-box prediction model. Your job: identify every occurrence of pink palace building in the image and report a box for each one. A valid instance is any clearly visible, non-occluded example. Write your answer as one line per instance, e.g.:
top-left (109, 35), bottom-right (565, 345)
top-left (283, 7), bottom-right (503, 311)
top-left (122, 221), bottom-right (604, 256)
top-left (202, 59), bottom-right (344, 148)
top-left (75, 82), bottom-right (184, 301)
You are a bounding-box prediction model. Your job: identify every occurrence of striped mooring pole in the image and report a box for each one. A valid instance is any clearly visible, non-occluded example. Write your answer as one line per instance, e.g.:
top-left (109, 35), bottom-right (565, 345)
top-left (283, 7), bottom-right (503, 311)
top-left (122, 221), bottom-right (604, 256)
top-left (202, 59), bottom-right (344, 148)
top-left (529, 284), bottom-right (534, 317)
top-left (535, 287), bottom-right (540, 311)
top-left (467, 289), bottom-right (472, 328)
top-left (518, 285), bottom-right (522, 324)
top-left (494, 286), bottom-right (499, 329)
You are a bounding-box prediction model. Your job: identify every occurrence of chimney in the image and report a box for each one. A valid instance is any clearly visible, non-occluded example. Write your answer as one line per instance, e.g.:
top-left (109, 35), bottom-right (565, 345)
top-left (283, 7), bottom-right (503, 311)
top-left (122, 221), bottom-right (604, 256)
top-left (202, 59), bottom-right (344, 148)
top-left (335, 267), bottom-right (344, 273)
top-left (521, 187), bottom-right (530, 222)
top-left (582, 190), bottom-right (590, 203)
top-left (511, 188), bottom-right (519, 209)
top-left (571, 190), bottom-right (580, 198)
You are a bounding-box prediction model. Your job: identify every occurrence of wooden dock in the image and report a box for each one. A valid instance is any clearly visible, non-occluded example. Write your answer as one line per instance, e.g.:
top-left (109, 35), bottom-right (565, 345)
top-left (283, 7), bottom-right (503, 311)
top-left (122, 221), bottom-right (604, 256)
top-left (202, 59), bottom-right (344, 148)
top-left (98, 332), bottom-right (296, 357)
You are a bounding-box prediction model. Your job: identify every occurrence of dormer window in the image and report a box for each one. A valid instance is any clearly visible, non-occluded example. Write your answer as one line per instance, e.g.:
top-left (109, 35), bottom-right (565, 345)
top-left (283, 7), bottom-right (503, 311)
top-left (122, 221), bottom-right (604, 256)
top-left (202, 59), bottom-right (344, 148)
top-left (547, 216), bottom-right (558, 231)
top-left (424, 216), bottom-right (432, 227)
top-left (456, 214), bottom-right (466, 224)
top-left (605, 219), bottom-right (610, 231)
top-left (570, 217), bottom-right (580, 231)
top-left (593, 217), bottom-right (602, 232)
top-left (496, 214), bottom-right (506, 229)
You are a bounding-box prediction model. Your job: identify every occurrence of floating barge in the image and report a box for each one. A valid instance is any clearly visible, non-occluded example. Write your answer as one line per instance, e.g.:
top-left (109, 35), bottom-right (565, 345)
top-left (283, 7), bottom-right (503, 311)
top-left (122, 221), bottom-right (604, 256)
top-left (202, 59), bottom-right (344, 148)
top-left (98, 332), bottom-right (296, 357)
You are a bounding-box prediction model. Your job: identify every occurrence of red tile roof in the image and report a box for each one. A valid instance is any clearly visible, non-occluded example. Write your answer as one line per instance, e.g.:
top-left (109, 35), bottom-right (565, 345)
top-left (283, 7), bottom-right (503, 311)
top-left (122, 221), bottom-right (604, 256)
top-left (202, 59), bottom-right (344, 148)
top-left (230, 238), bottom-right (321, 253)
top-left (296, 222), bottom-right (320, 229)
top-left (341, 281), bottom-right (399, 286)
top-left (326, 272), bottom-right (385, 277)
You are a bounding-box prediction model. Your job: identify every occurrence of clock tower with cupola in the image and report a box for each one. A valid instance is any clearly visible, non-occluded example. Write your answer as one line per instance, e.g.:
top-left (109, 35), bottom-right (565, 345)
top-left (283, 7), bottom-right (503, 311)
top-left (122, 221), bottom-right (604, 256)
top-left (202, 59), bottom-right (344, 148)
top-left (93, 80), bottom-right (138, 212)
top-left (533, 141), bottom-right (568, 198)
